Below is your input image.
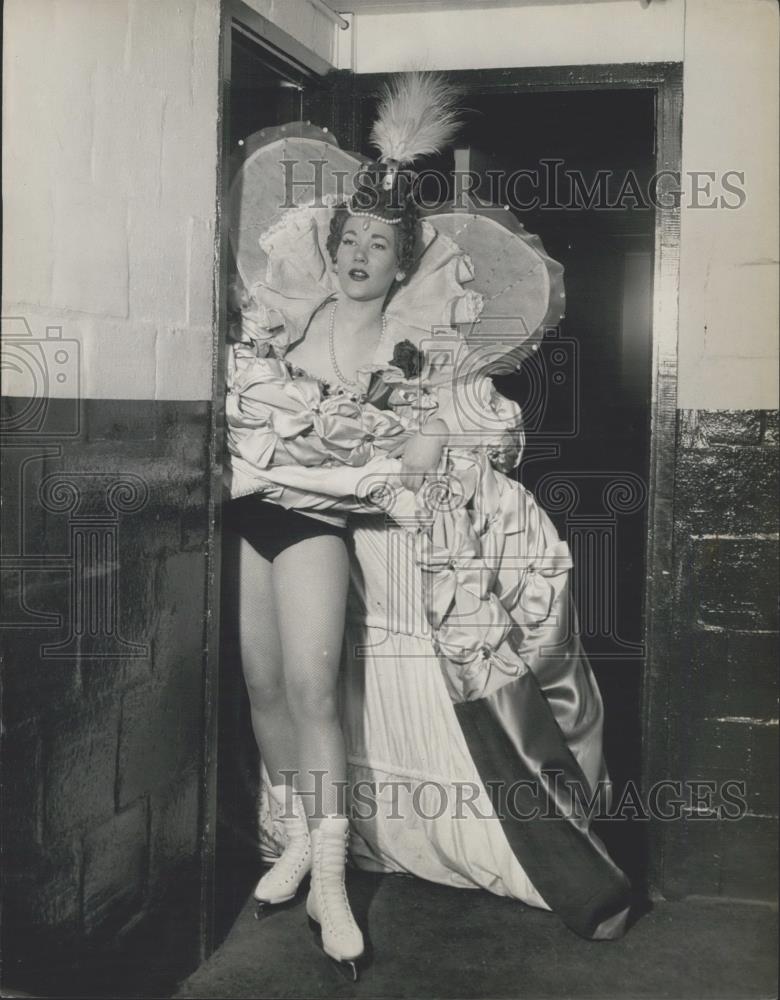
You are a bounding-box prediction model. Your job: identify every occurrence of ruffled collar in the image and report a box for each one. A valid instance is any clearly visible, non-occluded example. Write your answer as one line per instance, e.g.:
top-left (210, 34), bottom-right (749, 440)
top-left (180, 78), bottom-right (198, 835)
top-left (246, 201), bottom-right (484, 359)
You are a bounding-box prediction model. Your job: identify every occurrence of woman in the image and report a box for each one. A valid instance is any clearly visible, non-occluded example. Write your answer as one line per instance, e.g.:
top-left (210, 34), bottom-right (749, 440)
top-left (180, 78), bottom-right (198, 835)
top-left (225, 74), bottom-right (632, 966)
top-left (224, 75), bottom-right (459, 976)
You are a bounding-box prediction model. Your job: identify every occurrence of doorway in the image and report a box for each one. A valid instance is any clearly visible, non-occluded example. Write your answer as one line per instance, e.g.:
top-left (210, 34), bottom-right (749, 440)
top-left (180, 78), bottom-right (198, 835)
top-left (455, 88), bottom-right (657, 883)
top-left (440, 87), bottom-right (657, 884)
top-left (209, 44), bottom-right (682, 951)
top-left (333, 64), bottom-right (682, 894)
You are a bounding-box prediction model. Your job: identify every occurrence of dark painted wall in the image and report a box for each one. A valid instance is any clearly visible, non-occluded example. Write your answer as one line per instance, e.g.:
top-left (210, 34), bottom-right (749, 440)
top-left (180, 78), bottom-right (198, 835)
top-left (657, 409), bottom-right (779, 900)
top-left (1, 397), bottom-right (211, 995)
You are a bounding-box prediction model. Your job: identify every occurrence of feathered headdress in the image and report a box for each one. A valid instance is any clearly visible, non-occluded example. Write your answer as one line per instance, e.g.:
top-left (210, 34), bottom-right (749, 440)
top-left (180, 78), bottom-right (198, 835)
top-left (370, 72), bottom-right (460, 165)
top-left (349, 72), bottom-right (460, 224)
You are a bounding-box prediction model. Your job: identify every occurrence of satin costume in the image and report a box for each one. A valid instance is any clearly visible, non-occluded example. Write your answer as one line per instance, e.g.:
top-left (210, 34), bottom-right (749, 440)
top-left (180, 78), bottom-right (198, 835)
top-left (225, 202), bottom-right (632, 940)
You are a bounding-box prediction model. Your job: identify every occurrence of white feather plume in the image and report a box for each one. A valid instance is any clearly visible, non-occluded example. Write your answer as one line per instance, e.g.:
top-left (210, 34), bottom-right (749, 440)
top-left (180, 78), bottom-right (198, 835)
top-left (370, 72), bottom-right (460, 164)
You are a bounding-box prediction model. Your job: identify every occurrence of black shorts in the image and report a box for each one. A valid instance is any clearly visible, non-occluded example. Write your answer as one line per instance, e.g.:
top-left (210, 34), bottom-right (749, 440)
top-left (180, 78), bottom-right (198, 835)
top-left (224, 494), bottom-right (347, 562)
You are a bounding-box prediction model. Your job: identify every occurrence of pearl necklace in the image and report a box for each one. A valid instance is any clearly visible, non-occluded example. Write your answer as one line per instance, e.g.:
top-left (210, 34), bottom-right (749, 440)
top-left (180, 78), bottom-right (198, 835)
top-left (328, 299), bottom-right (386, 389)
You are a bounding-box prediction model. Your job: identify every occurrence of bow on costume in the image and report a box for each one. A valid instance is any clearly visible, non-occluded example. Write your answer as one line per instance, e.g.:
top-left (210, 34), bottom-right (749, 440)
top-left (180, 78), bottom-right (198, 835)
top-left (228, 345), bottom-right (408, 470)
top-left (412, 450), bottom-right (573, 702)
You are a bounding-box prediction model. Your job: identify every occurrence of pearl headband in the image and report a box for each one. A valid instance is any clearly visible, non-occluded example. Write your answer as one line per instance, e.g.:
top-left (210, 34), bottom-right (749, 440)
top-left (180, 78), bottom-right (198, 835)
top-left (346, 202), bottom-right (402, 225)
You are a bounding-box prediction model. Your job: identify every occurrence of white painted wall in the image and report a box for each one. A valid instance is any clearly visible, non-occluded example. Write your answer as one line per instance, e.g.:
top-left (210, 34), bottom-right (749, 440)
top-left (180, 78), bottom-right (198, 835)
top-left (349, 0), bottom-right (779, 410)
top-left (2, 0), bottom-right (222, 401)
top-left (1, 0), bottom-right (338, 402)
top-left (346, 0), bottom-right (685, 72)
top-left (677, 0), bottom-right (778, 410)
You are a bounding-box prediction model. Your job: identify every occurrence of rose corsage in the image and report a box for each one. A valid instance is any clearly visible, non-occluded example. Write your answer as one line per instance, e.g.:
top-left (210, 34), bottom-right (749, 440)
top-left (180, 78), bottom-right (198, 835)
top-left (364, 339), bottom-right (449, 428)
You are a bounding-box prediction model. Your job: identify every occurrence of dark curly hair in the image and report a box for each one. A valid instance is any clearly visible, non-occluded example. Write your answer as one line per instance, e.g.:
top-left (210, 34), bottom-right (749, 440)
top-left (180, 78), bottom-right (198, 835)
top-left (326, 198), bottom-right (419, 278)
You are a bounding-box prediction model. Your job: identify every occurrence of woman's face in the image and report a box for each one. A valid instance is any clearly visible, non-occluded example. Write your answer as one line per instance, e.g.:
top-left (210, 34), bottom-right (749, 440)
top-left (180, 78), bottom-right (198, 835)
top-left (335, 219), bottom-right (402, 301)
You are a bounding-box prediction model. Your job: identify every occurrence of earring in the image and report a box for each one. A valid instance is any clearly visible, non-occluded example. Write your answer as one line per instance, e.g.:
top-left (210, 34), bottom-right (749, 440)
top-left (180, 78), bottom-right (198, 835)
top-left (396, 272), bottom-right (405, 282)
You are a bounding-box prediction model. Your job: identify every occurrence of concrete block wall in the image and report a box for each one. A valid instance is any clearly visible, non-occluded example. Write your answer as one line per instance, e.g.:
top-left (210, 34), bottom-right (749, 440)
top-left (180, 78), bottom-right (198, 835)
top-left (662, 409), bottom-right (779, 900)
top-left (1, 399), bottom-right (209, 988)
top-left (1, 0), bottom-right (223, 989)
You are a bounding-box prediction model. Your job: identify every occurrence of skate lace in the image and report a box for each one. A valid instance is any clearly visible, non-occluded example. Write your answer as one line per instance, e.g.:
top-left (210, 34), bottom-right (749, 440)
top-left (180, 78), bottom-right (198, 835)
top-left (316, 837), bottom-right (357, 935)
top-left (274, 830), bottom-right (311, 880)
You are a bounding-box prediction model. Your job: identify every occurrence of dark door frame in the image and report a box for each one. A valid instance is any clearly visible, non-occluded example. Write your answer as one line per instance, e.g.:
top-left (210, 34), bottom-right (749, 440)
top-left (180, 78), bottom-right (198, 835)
top-left (201, 0), bottom-right (336, 961)
top-left (205, 38), bottom-right (683, 955)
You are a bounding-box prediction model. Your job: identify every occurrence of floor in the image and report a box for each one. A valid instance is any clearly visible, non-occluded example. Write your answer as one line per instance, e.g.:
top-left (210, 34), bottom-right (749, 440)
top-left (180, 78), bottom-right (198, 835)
top-left (175, 870), bottom-right (778, 999)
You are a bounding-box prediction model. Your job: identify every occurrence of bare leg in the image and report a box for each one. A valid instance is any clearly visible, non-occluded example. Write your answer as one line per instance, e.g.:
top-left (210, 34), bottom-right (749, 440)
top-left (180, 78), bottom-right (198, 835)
top-left (273, 533), bottom-right (351, 829)
top-left (273, 532), bottom-right (363, 966)
top-left (234, 534), bottom-right (298, 788)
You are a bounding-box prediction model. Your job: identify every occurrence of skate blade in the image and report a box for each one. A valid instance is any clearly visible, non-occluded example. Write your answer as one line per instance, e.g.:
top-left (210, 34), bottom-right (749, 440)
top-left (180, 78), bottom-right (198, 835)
top-left (253, 884), bottom-right (306, 920)
top-left (307, 916), bottom-right (361, 982)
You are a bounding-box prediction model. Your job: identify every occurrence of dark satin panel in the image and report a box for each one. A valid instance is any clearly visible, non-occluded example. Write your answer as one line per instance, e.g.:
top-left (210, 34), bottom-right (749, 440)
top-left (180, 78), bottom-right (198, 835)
top-left (455, 673), bottom-right (632, 940)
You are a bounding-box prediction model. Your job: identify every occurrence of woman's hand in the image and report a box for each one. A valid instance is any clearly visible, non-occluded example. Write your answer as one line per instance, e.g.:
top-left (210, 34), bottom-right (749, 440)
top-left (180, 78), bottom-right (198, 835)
top-left (399, 418), bottom-right (449, 491)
